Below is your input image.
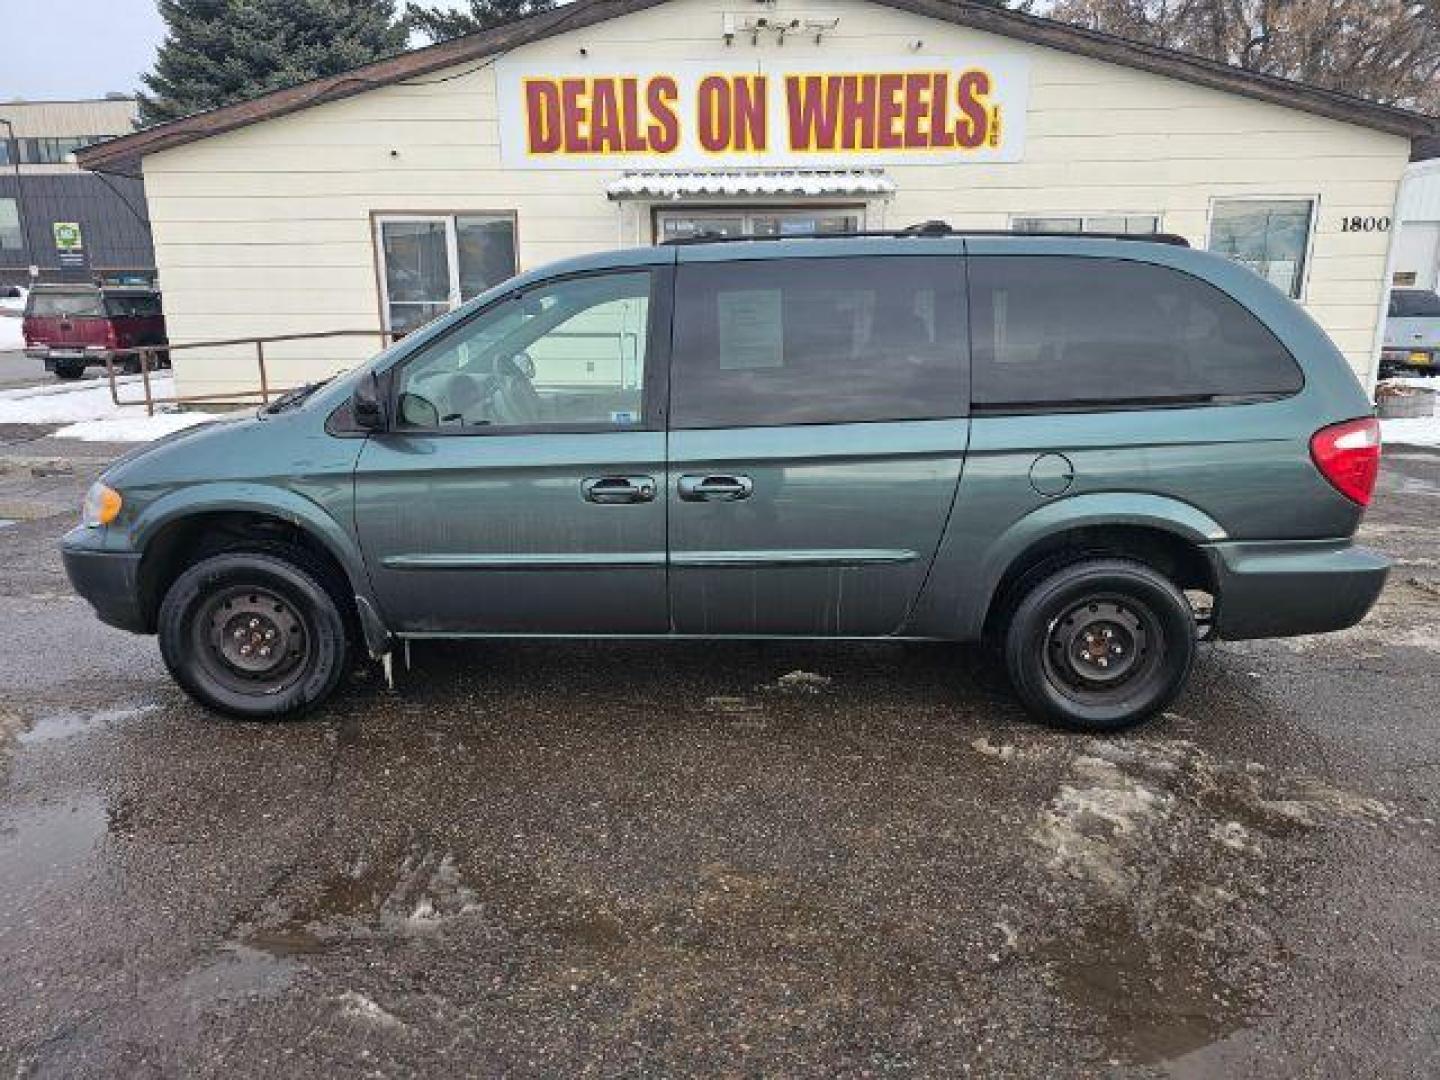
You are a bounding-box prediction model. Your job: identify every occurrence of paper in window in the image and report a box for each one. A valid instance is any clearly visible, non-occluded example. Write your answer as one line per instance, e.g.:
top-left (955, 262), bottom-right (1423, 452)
top-left (717, 289), bottom-right (784, 370)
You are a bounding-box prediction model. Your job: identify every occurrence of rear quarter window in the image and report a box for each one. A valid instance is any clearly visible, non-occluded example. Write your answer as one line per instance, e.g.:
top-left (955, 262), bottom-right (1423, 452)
top-left (969, 256), bottom-right (1303, 410)
top-left (104, 294), bottom-right (162, 318)
top-left (671, 255), bottom-right (967, 428)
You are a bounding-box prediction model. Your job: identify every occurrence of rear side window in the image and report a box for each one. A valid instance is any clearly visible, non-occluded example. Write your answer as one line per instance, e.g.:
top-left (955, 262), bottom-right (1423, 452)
top-left (28, 290), bottom-right (104, 317)
top-left (1389, 289), bottom-right (1440, 318)
top-left (671, 256), bottom-right (966, 428)
top-left (104, 294), bottom-right (162, 318)
top-left (969, 256), bottom-right (1303, 409)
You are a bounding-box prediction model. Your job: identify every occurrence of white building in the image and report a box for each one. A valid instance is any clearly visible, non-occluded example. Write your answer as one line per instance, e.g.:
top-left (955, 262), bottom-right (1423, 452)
top-left (77, 0), bottom-right (1433, 399)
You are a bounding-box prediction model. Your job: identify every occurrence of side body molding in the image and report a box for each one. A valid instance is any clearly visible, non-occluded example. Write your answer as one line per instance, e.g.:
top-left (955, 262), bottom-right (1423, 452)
top-left (903, 491), bottom-right (1229, 641)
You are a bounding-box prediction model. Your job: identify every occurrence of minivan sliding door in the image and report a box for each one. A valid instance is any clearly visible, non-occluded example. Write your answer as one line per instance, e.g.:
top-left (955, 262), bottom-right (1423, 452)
top-left (665, 249), bottom-right (970, 637)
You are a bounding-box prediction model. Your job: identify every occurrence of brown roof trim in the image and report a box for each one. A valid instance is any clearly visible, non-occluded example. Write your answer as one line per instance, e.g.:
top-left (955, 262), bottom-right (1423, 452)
top-left (79, 0), bottom-right (1433, 172)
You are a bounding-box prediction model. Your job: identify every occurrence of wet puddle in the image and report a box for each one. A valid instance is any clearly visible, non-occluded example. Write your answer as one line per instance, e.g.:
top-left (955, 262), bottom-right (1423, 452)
top-left (244, 843), bottom-right (481, 956)
top-left (173, 944), bottom-right (296, 1012)
top-left (1042, 921), bottom-right (1255, 1065)
top-left (18, 704), bottom-right (159, 746)
top-left (0, 793), bottom-right (108, 905)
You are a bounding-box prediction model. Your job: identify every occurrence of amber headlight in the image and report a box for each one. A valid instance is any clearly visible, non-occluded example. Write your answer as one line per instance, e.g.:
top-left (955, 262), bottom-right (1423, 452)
top-left (82, 482), bottom-right (123, 528)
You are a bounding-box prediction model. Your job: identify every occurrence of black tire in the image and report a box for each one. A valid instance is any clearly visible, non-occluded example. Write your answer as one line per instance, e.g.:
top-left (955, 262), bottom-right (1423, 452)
top-left (158, 549), bottom-right (351, 719)
top-left (1003, 558), bottom-right (1196, 732)
top-left (53, 360), bottom-right (86, 380)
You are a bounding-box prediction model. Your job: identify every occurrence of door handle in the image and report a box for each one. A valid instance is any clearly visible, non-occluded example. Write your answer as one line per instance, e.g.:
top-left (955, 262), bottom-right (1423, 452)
top-left (677, 474), bottom-right (754, 502)
top-left (582, 475), bottom-right (656, 504)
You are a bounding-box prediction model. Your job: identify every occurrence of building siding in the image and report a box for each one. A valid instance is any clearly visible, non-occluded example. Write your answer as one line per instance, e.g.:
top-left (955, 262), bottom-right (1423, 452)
top-left (137, 0), bottom-right (1411, 396)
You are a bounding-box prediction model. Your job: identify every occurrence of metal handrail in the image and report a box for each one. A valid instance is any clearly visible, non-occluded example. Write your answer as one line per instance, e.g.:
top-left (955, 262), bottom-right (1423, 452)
top-left (101, 328), bottom-right (400, 416)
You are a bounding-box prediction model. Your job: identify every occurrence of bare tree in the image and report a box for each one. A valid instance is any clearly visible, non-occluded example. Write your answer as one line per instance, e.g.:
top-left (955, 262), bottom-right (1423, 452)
top-left (1048, 0), bottom-right (1440, 112)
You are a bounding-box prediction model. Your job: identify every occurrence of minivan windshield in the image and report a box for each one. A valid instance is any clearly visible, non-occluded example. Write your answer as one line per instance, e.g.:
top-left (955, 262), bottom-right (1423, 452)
top-left (1389, 289), bottom-right (1440, 318)
top-left (28, 290), bottom-right (105, 318)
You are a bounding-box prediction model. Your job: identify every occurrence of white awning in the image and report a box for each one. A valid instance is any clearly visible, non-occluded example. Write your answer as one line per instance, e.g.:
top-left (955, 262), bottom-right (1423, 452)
top-left (606, 168), bottom-right (896, 201)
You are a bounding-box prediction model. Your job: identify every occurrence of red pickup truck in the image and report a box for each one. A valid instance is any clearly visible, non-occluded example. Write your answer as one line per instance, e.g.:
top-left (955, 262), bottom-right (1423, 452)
top-left (23, 285), bottom-right (168, 379)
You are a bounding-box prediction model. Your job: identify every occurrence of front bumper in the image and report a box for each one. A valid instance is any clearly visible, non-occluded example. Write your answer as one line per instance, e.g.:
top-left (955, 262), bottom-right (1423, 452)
top-left (1205, 539), bottom-right (1389, 641)
top-left (61, 527), bottom-right (148, 634)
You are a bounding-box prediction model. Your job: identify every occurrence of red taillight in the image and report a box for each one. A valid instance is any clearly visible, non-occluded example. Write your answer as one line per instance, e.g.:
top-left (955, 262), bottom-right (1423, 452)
top-left (105, 323), bottom-right (120, 350)
top-left (1310, 417), bottom-right (1381, 507)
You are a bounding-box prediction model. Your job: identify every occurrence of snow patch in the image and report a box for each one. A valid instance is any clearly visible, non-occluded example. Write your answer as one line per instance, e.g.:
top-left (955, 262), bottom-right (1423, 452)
top-left (764, 670), bottom-right (832, 694)
top-left (0, 316), bottom-right (23, 351)
top-left (0, 374), bottom-right (221, 442)
top-left (1382, 414), bottom-right (1440, 447)
top-left (336, 990), bottom-right (405, 1028)
top-left (1032, 754), bottom-right (1175, 893)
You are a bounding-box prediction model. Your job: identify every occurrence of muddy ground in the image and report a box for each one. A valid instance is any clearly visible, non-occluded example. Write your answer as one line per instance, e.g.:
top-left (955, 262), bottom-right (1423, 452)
top-left (1, 425), bottom-right (1437, 1077)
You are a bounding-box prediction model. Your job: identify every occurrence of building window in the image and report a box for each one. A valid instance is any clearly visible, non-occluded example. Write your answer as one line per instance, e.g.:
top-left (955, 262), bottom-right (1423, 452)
top-left (375, 213), bottom-right (517, 335)
top-left (1208, 198), bottom-right (1316, 299)
top-left (13, 134), bottom-right (121, 165)
top-left (656, 208), bottom-right (862, 243)
top-left (0, 199), bottom-right (20, 251)
top-left (1011, 214), bottom-right (1161, 235)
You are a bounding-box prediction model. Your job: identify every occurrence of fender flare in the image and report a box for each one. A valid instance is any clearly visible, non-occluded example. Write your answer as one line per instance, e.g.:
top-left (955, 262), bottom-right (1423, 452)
top-left (923, 492), bottom-right (1228, 640)
top-left (130, 483), bottom-right (391, 655)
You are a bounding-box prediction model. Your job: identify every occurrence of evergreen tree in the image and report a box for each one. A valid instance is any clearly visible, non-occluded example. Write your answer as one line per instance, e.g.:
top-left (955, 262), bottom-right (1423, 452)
top-left (404, 0), bottom-right (556, 43)
top-left (140, 0), bottom-right (409, 125)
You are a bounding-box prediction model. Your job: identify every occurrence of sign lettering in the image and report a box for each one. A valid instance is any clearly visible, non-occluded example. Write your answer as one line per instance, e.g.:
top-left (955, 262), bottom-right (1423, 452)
top-left (497, 57), bottom-right (1028, 169)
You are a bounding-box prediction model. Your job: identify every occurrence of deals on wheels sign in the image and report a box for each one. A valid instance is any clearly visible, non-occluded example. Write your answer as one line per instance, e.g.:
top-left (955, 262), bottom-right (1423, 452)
top-left (495, 57), bottom-right (1029, 169)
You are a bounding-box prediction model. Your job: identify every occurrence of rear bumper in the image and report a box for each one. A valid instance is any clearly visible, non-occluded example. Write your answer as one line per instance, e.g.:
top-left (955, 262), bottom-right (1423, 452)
top-left (31, 348), bottom-right (106, 369)
top-left (61, 528), bottom-right (148, 634)
top-left (1205, 539), bottom-right (1389, 641)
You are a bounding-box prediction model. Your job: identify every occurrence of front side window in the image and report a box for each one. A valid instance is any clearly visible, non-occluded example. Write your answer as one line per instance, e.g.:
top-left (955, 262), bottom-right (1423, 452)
top-left (394, 271), bottom-right (652, 431)
top-left (376, 213), bottom-right (517, 336)
top-left (670, 256), bottom-right (966, 428)
top-left (1209, 198), bottom-right (1315, 299)
top-left (0, 198), bottom-right (19, 250)
top-left (970, 256), bottom-right (1302, 409)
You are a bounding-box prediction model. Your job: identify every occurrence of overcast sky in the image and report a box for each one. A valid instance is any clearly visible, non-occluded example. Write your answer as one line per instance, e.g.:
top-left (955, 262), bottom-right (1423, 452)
top-left (1, 0), bottom-right (475, 102)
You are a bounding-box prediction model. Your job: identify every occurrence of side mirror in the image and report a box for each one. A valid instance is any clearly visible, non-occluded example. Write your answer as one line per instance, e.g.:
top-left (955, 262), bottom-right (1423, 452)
top-left (352, 370), bottom-right (387, 431)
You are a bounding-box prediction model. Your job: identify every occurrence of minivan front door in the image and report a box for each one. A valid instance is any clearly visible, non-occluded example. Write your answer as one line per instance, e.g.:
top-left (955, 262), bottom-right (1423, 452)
top-left (355, 264), bottom-right (672, 634)
top-left (666, 250), bottom-right (970, 636)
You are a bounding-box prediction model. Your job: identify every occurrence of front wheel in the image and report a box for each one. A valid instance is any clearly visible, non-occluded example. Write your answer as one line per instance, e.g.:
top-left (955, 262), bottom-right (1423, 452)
top-left (1003, 558), bottom-right (1196, 732)
top-left (158, 550), bottom-right (351, 719)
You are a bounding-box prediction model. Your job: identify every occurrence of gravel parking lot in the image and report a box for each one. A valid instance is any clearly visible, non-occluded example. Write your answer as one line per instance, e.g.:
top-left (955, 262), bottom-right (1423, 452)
top-left (1, 424), bottom-right (1437, 1077)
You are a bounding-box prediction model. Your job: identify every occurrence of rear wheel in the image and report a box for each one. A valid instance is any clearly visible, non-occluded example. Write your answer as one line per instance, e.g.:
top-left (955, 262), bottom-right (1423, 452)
top-left (1003, 558), bottom-right (1196, 732)
top-left (158, 550), bottom-right (350, 719)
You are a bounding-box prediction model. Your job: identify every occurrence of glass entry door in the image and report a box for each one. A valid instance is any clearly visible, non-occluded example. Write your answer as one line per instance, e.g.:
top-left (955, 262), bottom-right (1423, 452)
top-left (376, 214), bottom-right (517, 335)
top-left (656, 208), bottom-right (862, 243)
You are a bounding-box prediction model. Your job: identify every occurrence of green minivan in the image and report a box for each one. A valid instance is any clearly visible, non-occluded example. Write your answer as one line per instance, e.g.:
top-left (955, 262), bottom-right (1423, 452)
top-left (61, 228), bottom-right (1388, 731)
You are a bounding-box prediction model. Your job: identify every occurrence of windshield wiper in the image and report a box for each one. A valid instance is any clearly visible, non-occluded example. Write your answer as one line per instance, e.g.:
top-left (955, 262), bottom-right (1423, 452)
top-left (265, 377), bottom-right (333, 414)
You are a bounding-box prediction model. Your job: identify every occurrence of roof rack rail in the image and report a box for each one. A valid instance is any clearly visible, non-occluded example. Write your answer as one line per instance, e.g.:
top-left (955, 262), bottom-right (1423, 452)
top-left (662, 221), bottom-right (1191, 247)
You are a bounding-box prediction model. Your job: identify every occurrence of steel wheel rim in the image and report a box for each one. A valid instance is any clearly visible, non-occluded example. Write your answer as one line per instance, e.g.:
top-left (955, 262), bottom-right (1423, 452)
top-left (1042, 594), bottom-right (1164, 704)
top-left (197, 585), bottom-right (309, 695)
